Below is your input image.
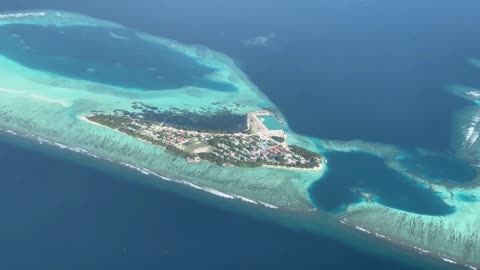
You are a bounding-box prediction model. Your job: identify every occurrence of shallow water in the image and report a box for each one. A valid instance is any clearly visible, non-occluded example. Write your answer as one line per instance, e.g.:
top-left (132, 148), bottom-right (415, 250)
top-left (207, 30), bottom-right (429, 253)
top-left (0, 133), bottom-right (429, 270)
top-left (457, 192), bottom-right (479, 202)
top-left (0, 24), bottom-right (236, 91)
top-left (0, 0), bottom-right (480, 268)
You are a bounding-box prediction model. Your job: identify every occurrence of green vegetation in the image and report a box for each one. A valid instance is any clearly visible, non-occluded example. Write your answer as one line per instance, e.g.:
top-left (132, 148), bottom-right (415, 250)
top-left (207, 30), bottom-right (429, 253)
top-left (290, 145), bottom-right (322, 160)
top-left (289, 145), bottom-right (323, 168)
top-left (88, 114), bottom-right (132, 130)
top-left (86, 113), bottom-right (323, 170)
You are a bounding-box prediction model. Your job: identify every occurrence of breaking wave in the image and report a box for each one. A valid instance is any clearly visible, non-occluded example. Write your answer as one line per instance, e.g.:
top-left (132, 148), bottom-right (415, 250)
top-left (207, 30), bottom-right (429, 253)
top-left (0, 128), bottom-right (278, 210)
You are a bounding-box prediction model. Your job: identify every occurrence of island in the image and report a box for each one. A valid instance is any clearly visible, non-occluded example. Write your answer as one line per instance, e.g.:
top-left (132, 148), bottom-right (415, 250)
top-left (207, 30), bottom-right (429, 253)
top-left (85, 109), bottom-right (322, 170)
top-left (0, 10), bottom-right (479, 270)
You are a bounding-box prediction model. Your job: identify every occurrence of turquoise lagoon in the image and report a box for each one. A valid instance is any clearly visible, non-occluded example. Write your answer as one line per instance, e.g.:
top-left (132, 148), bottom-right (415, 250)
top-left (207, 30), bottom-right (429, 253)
top-left (0, 10), bottom-right (480, 269)
top-left (0, 23), bottom-right (236, 92)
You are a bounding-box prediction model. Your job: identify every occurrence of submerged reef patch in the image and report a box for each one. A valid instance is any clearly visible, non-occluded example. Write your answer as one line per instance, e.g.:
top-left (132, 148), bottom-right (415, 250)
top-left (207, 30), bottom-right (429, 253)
top-left (1, 9), bottom-right (480, 268)
top-left (128, 102), bottom-right (248, 132)
top-left (0, 23), bottom-right (236, 92)
top-left (457, 192), bottom-right (479, 202)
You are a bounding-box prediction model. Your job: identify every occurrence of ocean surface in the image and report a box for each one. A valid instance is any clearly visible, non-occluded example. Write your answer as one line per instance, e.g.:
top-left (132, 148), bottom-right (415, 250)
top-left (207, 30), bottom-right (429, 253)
top-left (0, 133), bottom-right (430, 270)
top-left (1, 0), bottom-right (480, 269)
top-left (309, 152), bottom-right (456, 215)
top-left (0, 24), bottom-right (236, 91)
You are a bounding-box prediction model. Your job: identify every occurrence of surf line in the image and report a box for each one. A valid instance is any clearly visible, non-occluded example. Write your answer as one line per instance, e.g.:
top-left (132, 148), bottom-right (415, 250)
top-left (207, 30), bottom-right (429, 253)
top-left (0, 88), bottom-right (69, 107)
top-left (31, 94), bottom-right (69, 107)
top-left (0, 87), bottom-right (25, 94)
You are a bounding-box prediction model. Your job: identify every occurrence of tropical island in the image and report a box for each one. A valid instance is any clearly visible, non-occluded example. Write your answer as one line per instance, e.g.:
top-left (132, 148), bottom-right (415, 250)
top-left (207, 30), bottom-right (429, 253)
top-left (85, 108), bottom-right (323, 170)
top-left (0, 10), bottom-right (480, 269)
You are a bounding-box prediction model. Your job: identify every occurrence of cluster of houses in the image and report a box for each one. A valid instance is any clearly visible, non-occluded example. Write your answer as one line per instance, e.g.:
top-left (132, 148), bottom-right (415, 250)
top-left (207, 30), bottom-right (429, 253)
top-left (88, 110), bottom-right (321, 169)
top-left (135, 122), bottom-right (312, 167)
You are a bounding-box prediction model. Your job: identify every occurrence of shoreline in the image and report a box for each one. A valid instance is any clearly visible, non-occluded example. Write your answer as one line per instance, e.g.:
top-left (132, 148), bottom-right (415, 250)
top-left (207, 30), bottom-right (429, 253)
top-left (336, 215), bottom-right (478, 270)
top-left (262, 163), bottom-right (324, 171)
top-left (0, 125), bottom-right (281, 210)
top-left (0, 9), bottom-right (478, 269)
top-left (80, 111), bottom-right (325, 171)
top-left (80, 116), bottom-right (107, 128)
top-left (0, 127), bottom-right (473, 270)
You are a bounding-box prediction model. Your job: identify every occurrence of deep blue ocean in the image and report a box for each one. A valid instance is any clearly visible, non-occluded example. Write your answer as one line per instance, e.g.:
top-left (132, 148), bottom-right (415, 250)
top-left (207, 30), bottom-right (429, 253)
top-left (2, 0), bottom-right (480, 269)
top-left (0, 134), bottom-right (436, 270)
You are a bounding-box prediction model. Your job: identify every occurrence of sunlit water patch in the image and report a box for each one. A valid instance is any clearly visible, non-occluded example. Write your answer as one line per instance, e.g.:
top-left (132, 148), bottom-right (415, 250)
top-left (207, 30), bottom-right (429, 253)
top-left (309, 152), bottom-right (454, 216)
top-left (0, 24), bottom-right (236, 91)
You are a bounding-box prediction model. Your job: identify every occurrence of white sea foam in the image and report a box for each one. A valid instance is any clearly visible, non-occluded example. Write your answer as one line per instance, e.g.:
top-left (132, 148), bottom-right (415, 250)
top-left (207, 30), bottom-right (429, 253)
top-left (86, 153), bottom-right (100, 159)
top-left (202, 187), bottom-right (234, 199)
top-left (413, 246), bottom-right (431, 254)
top-left (355, 226), bottom-right (371, 234)
top-left (72, 147), bottom-right (88, 154)
top-left (36, 136), bottom-right (50, 145)
top-left (233, 195), bottom-right (258, 205)
top-left (465, 127), bottom-right (475, 142)
top-left (140, 168), bottom-right (162, 177)
top-left (120, 162), bottom-right (136, 169)
top-left (162, 176), bottom-right (173, 182)
top-left (139, 168), bottom-right (150, 175)
top-left (442, 258), bottom-right (458, 264)
top-left (467, 91), bottom-right (480, 98)
top-left (109, 32), bottom-right (129, 40)
top-left (0, 87), bottom-right (24, 94)
top-left (461, 113), bottom-right (480, 148)
top-left (339, 218), bottom-right (348, 224)
top-left (184, 182), bottom-right (203, 190)
top-left (258, 200), bottom-right (279, 209)
top-left (468, 133), bottom-right (480, 148)
top-left (54, 142), bottom-right (69, 149)
top-left (0, 12), bottom-right (46, 20)
top-left (120, 162), bottom-right (150, 175)
top-left (1, 129), bottom-right (282, 211)
top-left (375, 233), bottom-right (387, 239)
